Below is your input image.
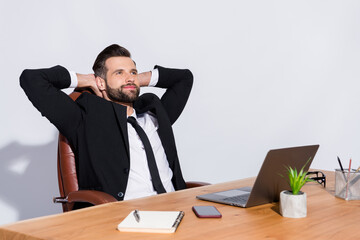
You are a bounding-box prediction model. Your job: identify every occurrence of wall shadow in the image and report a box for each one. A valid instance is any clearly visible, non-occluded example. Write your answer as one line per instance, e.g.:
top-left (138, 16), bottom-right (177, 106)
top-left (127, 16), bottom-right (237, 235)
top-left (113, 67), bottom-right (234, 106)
top-left (0, 135), bottom-right (62, 223)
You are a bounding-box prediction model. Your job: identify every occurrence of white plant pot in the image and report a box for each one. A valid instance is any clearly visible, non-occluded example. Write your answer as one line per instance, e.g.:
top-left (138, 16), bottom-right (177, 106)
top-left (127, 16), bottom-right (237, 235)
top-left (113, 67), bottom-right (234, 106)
top-left (280, 190), bottom-right (307, 218)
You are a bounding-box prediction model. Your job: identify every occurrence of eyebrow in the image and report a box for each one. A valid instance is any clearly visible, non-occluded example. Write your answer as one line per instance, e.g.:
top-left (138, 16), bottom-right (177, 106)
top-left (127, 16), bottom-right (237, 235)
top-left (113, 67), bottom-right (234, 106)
top-left (111, 68), bottom-right (138, 75)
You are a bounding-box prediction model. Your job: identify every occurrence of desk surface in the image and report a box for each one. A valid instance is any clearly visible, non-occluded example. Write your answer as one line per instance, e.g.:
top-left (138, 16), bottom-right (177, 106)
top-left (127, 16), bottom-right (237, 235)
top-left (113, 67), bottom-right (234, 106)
top-left (1, 170), bottom-right (360, 240)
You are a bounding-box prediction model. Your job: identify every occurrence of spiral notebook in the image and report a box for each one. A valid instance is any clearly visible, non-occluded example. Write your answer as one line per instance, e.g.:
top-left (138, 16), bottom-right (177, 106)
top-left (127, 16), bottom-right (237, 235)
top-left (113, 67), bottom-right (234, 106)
top-left (117, 210), bottom-right (185, 234)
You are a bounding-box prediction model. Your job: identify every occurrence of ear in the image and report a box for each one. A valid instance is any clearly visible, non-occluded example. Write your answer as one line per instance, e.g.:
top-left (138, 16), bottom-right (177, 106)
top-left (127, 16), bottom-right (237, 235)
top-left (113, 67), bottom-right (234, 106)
top-left (95, 76), bottom-right (106, 91)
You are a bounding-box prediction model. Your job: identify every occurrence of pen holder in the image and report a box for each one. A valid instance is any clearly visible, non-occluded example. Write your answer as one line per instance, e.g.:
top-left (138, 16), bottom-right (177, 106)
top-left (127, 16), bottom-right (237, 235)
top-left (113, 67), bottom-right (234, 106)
top-left (335, 169), bottom-right (360, 200)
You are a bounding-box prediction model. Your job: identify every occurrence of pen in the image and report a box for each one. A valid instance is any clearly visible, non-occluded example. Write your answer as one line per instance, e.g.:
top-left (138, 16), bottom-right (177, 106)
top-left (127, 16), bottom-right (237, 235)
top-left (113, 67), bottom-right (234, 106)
top-left (337, 156), bottom-right (347, 181)
top-left (337, 156), bottom-right (345, 173)
top-left (134, 209), bottom-right (140, 223)
top-left (345, 159), bottom-right (352, 200)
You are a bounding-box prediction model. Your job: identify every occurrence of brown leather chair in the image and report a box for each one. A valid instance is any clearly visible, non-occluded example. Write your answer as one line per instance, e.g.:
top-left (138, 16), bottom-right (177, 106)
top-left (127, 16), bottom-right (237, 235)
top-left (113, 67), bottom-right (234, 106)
top-left (54, 91), bottom-right (209, 212)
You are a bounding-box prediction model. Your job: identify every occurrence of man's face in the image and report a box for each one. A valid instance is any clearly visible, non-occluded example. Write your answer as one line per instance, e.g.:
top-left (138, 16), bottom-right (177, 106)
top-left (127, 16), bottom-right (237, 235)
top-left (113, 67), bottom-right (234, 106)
top-left (103, 56), bottom-right (140, 103)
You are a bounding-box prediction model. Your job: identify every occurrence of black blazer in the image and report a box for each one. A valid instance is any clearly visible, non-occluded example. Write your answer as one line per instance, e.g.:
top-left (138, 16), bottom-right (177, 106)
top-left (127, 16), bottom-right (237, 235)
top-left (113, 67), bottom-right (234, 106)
top-left (20, 65), bottom-right (193, 200)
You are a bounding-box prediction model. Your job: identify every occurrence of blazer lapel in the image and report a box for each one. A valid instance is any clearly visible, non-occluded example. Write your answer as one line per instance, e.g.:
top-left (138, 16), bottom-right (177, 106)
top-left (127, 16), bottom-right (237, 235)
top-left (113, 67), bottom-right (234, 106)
top-left (112, 102), bottom-right (130, 159)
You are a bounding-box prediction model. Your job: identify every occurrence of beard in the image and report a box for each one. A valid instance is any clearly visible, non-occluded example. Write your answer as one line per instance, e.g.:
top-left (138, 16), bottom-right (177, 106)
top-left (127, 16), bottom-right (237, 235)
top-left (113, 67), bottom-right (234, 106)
top-left (106, 84), bottom-right (140, 103)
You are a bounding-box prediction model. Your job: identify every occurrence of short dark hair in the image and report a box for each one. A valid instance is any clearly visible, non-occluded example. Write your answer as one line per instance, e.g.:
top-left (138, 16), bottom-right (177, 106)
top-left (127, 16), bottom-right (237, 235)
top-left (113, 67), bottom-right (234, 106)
top-left (92, 44), bottom-right (131, 79)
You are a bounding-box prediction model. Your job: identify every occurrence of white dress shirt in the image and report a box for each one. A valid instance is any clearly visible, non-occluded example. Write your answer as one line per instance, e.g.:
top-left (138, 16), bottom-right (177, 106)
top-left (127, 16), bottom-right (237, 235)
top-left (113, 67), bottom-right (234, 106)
top-left (125, 110), bottom-right (175, 200)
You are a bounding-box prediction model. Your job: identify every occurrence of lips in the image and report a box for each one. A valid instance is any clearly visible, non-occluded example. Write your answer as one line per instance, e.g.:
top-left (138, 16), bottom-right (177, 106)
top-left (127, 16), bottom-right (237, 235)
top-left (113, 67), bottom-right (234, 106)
top-left (122, 84), bottom-right (137, 90)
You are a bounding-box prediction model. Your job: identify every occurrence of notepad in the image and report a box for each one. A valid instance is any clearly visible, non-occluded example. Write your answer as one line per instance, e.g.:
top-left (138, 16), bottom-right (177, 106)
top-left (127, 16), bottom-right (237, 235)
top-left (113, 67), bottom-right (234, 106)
top-left (117, 210), bottom-right (185, 233)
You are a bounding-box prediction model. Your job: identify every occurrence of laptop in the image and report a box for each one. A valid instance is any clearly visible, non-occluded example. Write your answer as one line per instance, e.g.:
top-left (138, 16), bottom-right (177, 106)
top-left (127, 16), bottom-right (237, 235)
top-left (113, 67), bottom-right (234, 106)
top-left (196, 145), bottom-right (319, 208)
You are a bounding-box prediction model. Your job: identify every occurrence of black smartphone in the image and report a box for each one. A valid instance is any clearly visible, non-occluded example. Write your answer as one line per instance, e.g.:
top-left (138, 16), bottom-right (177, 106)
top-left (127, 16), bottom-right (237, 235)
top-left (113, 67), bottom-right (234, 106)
top-left (192, 206), bottom-right (222, 218)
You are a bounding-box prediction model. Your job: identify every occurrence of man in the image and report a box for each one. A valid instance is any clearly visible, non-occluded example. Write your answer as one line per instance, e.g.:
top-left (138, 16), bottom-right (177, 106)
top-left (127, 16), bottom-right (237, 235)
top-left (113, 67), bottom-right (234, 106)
top-left (20, 44), bottom-right (193, 202)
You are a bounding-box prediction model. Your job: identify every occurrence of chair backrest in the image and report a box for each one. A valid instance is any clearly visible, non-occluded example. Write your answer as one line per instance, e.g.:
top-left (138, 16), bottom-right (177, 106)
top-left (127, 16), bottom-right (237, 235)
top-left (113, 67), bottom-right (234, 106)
top-left (56, 91), bottom-right (82, 212)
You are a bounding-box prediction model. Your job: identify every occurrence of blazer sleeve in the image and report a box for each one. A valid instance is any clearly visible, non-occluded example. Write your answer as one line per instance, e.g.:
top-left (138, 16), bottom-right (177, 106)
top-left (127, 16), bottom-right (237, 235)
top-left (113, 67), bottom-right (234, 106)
top-left (154, 65), bottom-right (193, 124)
top-left (20, 65), bottom-right (83, 141)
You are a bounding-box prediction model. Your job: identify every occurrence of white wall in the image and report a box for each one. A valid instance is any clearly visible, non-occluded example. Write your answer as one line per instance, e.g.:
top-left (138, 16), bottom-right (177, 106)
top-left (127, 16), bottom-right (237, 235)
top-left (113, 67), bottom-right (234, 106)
top-left (1, 0), bottom-right (359, 224)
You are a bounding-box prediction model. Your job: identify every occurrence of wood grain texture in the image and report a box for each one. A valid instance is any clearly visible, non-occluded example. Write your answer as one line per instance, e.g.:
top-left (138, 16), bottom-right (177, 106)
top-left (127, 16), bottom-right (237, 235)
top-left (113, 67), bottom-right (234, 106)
top-left (1, 171), bottom-right (359, 240)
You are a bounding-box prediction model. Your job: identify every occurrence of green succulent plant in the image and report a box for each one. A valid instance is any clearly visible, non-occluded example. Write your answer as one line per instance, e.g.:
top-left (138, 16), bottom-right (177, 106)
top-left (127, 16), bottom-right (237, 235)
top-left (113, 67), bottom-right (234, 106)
top-left (283, 158), bottom-right (314, 195)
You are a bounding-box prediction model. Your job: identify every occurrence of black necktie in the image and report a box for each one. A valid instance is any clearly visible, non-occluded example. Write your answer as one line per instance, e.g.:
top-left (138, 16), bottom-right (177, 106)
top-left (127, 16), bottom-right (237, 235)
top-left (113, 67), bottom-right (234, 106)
top-left (127, 116), bottom-right (167, 194)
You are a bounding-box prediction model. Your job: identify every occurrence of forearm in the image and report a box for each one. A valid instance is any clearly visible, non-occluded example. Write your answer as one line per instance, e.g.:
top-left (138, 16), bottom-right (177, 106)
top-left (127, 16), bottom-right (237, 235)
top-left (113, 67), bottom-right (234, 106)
top-left (154, 66), bottom-right (193, 89)
top-left (20, 66), bottom-right (72, 114)
top-left (138, 71), bottom-right (152, 87)
top-left (19, 65), bottom-right (82, 139)
top-left (155, 66), bottom-right (194, 124)
top-left (20, 65), bottom-right (71, 94)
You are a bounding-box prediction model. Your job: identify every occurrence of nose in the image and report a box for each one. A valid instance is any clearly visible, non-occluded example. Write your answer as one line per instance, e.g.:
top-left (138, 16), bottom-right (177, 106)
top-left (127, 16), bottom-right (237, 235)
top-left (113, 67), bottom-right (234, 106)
top-left (125, 72), bottom-right (135, 84)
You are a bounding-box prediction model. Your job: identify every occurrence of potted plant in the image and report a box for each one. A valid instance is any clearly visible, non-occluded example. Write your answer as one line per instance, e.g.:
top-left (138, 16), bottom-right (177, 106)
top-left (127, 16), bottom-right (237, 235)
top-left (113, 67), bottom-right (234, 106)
top-left (280, 159), bottom-right (313, 218)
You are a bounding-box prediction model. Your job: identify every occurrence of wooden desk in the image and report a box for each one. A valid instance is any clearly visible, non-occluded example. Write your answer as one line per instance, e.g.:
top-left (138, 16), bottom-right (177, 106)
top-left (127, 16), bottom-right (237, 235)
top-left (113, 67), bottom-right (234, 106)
top-left (1, 171), bottom-right (360, 240)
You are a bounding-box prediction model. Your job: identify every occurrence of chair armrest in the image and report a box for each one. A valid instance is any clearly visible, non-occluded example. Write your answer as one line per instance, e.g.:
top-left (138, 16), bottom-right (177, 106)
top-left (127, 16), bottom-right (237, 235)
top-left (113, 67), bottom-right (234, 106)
top-left (185, 181), bottom-right (211, 189)
top-left (66, 190), bottom-right (117, 205)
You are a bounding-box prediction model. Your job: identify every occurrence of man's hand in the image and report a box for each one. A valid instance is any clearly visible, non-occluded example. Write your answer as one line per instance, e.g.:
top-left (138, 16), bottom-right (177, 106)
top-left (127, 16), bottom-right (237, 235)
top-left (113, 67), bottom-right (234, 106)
top-left (76, 73), bottom-right (102, 97)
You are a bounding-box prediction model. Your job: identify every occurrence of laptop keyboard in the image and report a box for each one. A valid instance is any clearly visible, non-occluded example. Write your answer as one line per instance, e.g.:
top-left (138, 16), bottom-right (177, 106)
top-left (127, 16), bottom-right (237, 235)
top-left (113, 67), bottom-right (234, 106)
top-left (223, 194), bottom-right (250, 203)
